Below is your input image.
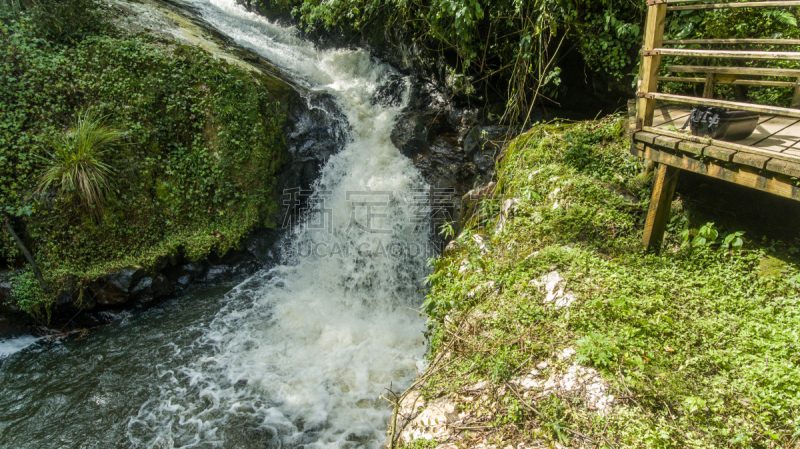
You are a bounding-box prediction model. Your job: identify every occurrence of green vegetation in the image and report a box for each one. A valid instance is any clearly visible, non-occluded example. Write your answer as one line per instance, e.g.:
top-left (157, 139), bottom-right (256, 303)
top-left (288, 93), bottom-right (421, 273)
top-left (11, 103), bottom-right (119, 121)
top-left (37, 110), bottom-right (123, 216)
top-left (260, 0), bottom-right (648, 119)
top-left (417, 116), bottom-right (800, 447)
top-left (0, 1), bottom-right (288, 317)
top-left (259, 0), bottom-right (799, 121)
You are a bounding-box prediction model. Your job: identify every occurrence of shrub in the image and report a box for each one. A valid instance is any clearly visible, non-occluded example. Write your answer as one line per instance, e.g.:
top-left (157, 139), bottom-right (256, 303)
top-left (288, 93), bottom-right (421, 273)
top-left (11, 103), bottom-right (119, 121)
top-left (38, 110), bottom-right (123, 216)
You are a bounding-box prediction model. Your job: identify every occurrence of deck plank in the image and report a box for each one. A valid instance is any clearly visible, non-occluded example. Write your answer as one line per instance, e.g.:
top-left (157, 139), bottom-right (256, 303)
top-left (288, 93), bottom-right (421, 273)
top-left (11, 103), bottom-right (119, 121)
top-left (652, 104), bottom-right (691, 126)
top-left (654, 111), bottom-right (691, 129)
top-left (752, 119), bottom-right (800, 151)
top-left (735, 116), bottom-right (798, 147)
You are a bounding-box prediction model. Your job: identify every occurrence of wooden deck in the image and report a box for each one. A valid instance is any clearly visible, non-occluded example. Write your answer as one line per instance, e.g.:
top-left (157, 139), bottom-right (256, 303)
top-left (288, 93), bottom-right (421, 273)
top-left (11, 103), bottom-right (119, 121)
top-left (631, 0), bottom-right (800, 250)
top-left (631, 103), bottom-right (800, 202)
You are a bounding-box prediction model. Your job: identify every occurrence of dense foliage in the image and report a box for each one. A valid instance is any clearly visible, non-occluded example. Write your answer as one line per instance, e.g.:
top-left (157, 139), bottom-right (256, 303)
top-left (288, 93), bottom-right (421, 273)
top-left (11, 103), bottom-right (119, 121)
top-left (418, 116), bottom-right (800, 447)
top-left (258, 0), bottom-right (648, 118)
top-left (259, 0), bottom-right (799, 119)
top-left (0, 1), bottom-right (288, 316)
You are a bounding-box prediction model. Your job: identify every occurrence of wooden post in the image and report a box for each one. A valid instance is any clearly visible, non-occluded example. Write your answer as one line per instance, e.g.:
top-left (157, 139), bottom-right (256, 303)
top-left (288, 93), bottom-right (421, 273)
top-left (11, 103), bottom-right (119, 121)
top-left (636, 2), bottom-right (667, 130)
top-left (792, 77), bottom-right (800, 108)
top-left (643, 164), bottom-right (680, 251)
top-left (702, 73), bottom-right (716, 98)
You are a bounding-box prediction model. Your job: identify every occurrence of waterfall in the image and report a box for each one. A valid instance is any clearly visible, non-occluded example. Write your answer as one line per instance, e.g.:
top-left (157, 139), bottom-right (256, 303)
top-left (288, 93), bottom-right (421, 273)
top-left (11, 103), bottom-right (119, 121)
top-left (127, 1), bottom-right (430, 447)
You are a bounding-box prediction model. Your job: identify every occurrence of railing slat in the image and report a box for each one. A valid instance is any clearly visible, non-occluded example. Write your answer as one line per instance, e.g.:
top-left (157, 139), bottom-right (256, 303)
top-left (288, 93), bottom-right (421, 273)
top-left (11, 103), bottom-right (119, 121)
top-left (663, 38), bottom-right (800, 45)
top-left (641, 92), bottom-right (800, 118)
top-left (659, 76), bottom-right (798, 87)
top-left (666, 65), bottom-right (800, 77)
top-left (668, 1), bottom-right (800, 11)
top-left (652, 48), bottom-right (800, 60)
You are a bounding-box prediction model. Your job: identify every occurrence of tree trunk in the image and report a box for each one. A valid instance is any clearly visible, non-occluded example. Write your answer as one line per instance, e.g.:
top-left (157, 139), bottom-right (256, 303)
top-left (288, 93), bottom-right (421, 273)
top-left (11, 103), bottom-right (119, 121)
top-left (3, 214), bottom-right (49, 293)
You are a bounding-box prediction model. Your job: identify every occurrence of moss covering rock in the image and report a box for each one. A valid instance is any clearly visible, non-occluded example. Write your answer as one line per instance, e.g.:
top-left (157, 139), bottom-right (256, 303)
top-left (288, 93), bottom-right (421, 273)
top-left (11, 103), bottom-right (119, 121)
top-left (0, 0), bottom-right (291, 318)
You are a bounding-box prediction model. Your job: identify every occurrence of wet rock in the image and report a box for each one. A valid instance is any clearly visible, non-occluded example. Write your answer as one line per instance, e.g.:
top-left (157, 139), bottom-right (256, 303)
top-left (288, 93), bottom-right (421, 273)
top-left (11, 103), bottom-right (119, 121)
top-left (373, 71), bottom-right (407, 108)
top-left (203, 265), bottom-right (236, 282)
top-left (391, 111), bottom-right (431, 159)
top-left (463, 126), bottom-right (510, 156)
top-left (243, 228), bottom-right (284, 265)
top-left (90, 279), bottom-right (130, 307)
top-left (174, 261), bottom-right (207, 281)
top-left (0, 274), bottom-right (19, 314)
top-left (281, 91), bottom-right (348, 193)
top-left (234, 260), bottom-right (261, 276)
top-left (109, 267), bottom-right (147, 292)
top-left (130, 274), bottom-right (173, 304)
top-left (97, 311), bottom-right (125, 323)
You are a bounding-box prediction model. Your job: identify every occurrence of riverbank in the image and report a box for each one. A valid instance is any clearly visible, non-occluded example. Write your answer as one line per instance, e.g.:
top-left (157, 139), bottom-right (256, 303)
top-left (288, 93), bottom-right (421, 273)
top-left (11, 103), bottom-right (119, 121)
top-left (0, 0), bottom-right (294, 326)
top-left (393, 116), bottom-right (800, 448)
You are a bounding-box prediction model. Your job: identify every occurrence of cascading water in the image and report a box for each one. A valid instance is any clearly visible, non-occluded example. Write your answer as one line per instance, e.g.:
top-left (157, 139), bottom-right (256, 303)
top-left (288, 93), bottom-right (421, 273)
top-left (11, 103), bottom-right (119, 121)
top-left (121, 1), bottom-right (431, 447)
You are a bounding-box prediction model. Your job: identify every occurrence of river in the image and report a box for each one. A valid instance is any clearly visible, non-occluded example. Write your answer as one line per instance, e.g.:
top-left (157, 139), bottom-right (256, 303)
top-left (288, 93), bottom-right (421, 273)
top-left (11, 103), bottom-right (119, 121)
top-left (0, 1), bottom-right (430, 447)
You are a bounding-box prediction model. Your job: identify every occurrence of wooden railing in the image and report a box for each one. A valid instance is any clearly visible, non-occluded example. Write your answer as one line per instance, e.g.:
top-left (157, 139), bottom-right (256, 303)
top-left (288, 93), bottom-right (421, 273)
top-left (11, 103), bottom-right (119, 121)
top-left (633, 0), bottom-right (800, 249)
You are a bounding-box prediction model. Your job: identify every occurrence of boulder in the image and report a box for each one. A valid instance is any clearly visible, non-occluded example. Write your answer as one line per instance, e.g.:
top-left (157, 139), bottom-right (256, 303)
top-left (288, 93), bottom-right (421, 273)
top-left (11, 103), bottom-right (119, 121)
top-left (130, 274), bottom-right (173, 304)
top-left (109, 266), bottom-right (147, 292)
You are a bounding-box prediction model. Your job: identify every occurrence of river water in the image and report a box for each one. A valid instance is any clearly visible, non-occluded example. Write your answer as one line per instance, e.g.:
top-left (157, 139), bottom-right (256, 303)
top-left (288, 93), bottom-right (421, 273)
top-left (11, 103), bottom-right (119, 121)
top-left (0, 1), bottom-right (431, 447)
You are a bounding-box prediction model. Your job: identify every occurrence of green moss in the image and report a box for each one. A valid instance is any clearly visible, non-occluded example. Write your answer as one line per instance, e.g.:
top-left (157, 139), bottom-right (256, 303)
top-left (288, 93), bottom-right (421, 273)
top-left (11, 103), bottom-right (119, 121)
top-left (420, 115), bottom-right (800, 447)
top-left (0, 1), bottom-right (289, 315)
top-left (758, 256), bottom-right (789, 280)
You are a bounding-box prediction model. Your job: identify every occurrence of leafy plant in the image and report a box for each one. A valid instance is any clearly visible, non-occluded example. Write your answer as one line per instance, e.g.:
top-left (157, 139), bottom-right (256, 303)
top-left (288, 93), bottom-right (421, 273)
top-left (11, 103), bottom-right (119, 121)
top-left (722, 230), bottom-right (745, 250)
top-left (37, 110), bottom-right (123, 216)
top-left (10, 269), bottom-right (50, 320)
top-left (576, 332), bottom-right (618, 369)
top-left (690, 222), bottom-right (718, 247)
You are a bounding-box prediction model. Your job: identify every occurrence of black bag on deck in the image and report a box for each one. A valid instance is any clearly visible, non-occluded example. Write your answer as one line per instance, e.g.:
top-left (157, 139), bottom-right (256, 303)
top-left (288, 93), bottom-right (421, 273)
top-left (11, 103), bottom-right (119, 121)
top-left (682, 106), bottom-right (758, 141)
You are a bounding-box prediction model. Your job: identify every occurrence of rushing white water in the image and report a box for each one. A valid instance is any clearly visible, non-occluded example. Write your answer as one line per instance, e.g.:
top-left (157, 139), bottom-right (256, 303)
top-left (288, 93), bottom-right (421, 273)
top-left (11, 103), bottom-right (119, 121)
top-left (127, 1), bottom-right (429, 447)
top-left (0, 336), bottom-right (40, 359)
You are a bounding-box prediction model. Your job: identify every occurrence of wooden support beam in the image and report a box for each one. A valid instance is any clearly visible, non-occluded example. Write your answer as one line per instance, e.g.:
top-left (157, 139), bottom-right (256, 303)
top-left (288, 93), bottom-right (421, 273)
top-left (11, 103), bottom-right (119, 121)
top-left (636, 3), bottom-right (668, 131)
top-left (703, 73), bottom-right (716, 99)
top-left (653, 48), bottom-right (800, 60)
top-left (659, 76), bottom-right (798, 88)
top-left (663, 38), bottom-right (800, 45)
top-left (668, 1), bottom-right (800, 11)
top-left (666, 65), bottom-right (800, 78)
top-left (793, 77), bottom-right (800, 108)
top-left (643, 164), bottom-right (680, 250)
top-left (639, 126), bottom-right (800, 164)
top-left (640, 92), bottom-right (800, 118)
top-left (630, 143), bottom-right (800, 201)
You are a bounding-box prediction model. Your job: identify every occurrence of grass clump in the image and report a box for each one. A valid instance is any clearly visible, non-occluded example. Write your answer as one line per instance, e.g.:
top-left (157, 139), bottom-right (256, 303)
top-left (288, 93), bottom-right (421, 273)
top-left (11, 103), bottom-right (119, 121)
top-left (37, 110), bottom-right (123, 217)
top-left (416, 115), bottom-right (800, 448)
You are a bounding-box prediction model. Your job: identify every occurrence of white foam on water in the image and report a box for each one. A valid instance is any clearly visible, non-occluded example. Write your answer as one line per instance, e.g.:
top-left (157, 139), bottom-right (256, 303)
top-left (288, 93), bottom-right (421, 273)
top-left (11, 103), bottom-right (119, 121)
top-left (0, 335), bottom-right (40, 359)
top-left (127, 1), bottom-right (429, 447)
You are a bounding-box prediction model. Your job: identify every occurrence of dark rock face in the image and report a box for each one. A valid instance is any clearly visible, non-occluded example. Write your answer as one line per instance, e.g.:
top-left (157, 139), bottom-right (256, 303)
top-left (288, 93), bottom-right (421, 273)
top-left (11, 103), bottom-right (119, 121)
top-left (109, 267), bottom-right (147, 293)
top-left (389, 79), bottom-right (520, 236)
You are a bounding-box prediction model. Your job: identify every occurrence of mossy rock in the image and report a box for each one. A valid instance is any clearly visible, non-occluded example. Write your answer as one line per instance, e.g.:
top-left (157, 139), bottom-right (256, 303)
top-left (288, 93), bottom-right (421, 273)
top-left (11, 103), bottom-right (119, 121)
top-left (758, 255), bottom-right (790, 279)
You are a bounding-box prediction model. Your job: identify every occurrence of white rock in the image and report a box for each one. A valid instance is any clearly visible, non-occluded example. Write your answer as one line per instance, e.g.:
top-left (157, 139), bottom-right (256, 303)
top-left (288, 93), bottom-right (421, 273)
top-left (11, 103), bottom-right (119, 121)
top-left (536, 271), bottom-right (577, 309)
top-left (558, 347), bottom-right (576, 361)
top-left (467, 281), bottom-right (496, 299)
top-left (494, 198), bottom-right (519, 234)
top-left (472, 234), bottom-right (488, 252)
top-left (398, 394), bottom-right (459, 443)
